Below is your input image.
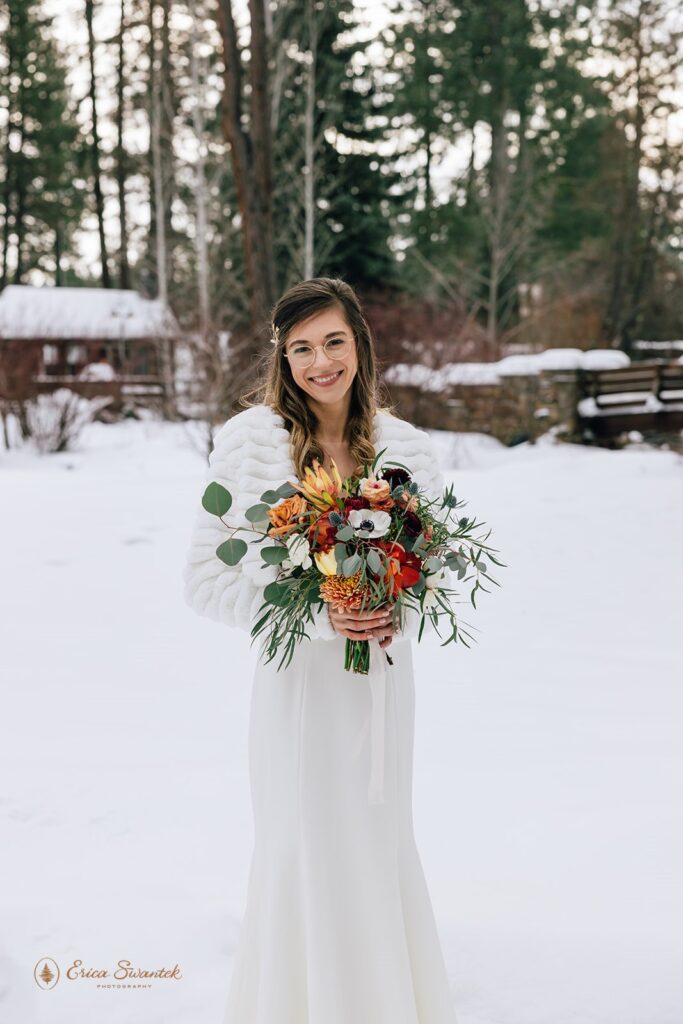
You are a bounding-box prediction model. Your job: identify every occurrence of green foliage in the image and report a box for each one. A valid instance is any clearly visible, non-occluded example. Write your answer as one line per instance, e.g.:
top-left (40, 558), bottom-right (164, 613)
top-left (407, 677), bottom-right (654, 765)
top-left (260, 545), bottom-right (289, 565)
top-left (216, 538), bottom-right (248, 566)
top-left (202, 482), bottom-right (232, 516)
top-left (0, 0), bottom-right (85, 281)
top-left (269, 0), bottom-right (401, 291)
top-left (245, 503), bottom-right (271, 523)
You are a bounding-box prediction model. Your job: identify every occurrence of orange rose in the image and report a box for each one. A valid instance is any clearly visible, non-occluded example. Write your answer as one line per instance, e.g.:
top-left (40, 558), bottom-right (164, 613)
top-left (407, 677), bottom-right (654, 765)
top-left (267, 494), bottom-right (309, 536)
top-left (360, 478), bottom-right (394, 510)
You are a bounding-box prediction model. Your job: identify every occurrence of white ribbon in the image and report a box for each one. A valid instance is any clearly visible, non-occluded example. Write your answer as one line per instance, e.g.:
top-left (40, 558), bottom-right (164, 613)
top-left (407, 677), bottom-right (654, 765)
top-left (351, 638), bottom-right (388, 805)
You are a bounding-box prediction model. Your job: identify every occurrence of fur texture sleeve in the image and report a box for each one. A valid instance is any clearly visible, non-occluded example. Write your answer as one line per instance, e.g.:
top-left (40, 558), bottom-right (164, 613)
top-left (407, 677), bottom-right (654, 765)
top-left (182, 406), bottom-right (338, 643)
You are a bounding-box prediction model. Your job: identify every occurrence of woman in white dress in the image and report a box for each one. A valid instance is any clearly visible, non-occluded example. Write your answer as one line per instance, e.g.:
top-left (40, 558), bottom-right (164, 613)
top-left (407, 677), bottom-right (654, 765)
top-left (183, 277), bottom-right (458, 1023)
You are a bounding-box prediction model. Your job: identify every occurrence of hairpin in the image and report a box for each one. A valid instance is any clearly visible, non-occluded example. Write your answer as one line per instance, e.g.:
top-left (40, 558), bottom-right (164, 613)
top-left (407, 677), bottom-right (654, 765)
top-left (270, 322), bottom-right (281, 345)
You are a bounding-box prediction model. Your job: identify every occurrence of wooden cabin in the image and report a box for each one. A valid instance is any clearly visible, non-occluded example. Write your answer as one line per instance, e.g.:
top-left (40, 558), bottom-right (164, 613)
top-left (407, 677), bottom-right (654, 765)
top-left (0, 284), bottom-right (180, 413)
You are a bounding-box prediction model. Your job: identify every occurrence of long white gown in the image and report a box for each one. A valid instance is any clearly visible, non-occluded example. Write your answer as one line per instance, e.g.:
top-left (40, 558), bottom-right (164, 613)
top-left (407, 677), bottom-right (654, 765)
top-left (182, 403), bottom-right (458, 1023)
top-left (221, 630), bottom-right (458, 1024)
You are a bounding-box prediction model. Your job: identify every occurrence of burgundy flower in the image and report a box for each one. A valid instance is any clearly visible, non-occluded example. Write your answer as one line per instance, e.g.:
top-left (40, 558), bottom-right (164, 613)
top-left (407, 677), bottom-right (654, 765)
top-left (401, 510), bottom-right (423, 537)
top-left (381, 467), bottom-right (411, 489)
top-left (344, 496), bottom-right (371, 512)
top-left (307, 510), bottom-right (337, 550)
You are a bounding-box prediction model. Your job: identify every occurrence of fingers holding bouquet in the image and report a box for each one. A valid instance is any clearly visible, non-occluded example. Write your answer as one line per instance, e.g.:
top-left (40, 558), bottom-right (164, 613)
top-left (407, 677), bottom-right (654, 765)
top-left (328, 604), bottom-right (396, 647)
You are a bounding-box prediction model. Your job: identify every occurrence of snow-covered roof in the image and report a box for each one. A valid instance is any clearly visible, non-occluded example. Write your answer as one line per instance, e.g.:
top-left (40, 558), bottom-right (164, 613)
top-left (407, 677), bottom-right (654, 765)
top-left (384, 348), bottom-right (630, 391)
top-left (0, 285), bottom-right (179, 340)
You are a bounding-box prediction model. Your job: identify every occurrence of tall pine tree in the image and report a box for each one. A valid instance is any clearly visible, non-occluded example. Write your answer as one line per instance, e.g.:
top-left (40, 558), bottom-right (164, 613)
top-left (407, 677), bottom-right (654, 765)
top-left (0, 0), bottom-right (84, 285)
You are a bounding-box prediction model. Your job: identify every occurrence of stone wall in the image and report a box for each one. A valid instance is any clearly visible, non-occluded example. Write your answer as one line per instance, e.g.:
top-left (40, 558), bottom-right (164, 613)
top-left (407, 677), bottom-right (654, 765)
top-left (384, 370), bottom-right (581, 445)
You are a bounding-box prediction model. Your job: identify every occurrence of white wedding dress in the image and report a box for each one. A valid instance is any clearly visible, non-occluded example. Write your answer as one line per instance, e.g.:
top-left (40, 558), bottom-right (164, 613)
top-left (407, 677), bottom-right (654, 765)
top-left (182, 404), bottom-right (458, 1024)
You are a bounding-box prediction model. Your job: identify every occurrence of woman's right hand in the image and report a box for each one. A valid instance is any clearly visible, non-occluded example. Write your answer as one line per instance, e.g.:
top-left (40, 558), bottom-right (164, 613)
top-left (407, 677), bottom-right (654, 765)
top-left (327, 603), bottom-right (395, 642)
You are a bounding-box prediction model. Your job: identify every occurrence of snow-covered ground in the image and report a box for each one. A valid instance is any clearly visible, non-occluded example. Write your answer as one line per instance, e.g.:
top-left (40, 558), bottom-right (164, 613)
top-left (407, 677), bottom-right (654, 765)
top-left (2, 418), bottom-right (682, 1024)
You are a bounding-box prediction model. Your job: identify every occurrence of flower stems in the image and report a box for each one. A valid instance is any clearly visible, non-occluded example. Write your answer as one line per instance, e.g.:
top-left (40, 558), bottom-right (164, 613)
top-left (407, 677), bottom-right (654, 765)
top-left (345, 637), bottom-right (370, 674)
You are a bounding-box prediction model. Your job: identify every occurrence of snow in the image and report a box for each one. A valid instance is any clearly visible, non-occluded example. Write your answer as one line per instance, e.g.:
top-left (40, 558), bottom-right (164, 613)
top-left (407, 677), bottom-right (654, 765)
top-left (578, 396), bottom-right (599, 417)
top-left (578, 393), bottom-right (683, 418)
top-left (0, 284), bottom-right (179, 340)
top-left (77, 361), bottom-right (117, 382)
top-left (1, 418), bottom-right (682, 1024)
top-left (634, 340), bottom-right (683, 352)
top-left (577, 348), bottom-right (631, 370)
top-left (384, 348), bottom-right (631, 391)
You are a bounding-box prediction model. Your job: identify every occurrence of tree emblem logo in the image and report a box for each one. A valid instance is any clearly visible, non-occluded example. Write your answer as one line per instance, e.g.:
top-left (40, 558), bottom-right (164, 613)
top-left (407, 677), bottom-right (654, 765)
top-left (34, 957), bottom-right (60, 989)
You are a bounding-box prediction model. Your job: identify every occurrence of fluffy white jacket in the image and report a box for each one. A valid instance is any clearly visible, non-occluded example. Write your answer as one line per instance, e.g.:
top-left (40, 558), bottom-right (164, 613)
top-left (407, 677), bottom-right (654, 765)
top-left (182, 403), bottom-right (449, 644)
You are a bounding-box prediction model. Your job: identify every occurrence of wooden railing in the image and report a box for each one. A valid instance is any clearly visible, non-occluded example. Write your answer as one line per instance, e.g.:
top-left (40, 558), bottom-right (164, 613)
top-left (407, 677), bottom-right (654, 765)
top-left (32, 375), bottom-right (165, 405)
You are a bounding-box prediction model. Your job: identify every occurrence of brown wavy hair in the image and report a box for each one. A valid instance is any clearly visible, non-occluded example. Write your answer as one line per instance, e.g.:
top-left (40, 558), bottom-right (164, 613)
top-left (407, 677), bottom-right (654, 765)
top-left (240, 277), bottom-right (394, 479)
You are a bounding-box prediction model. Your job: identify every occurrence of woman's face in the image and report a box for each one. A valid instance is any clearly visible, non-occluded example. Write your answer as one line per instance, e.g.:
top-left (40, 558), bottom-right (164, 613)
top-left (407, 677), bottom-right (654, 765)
top-left (283, 305), bottom-right (358, 405)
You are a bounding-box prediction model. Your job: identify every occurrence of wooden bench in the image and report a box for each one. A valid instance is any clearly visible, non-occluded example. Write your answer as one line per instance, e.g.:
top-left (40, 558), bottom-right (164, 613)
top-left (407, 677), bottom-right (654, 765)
top-left (577, 361), bottom-right (683, 437)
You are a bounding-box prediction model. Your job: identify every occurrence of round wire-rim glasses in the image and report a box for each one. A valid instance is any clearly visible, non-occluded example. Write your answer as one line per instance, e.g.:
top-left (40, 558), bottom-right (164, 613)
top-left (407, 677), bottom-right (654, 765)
top-left (282, 335), bottom-right (353, 369)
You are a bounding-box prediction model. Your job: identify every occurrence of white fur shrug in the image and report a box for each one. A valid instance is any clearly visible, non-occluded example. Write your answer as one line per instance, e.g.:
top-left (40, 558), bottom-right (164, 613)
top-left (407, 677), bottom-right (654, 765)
top-left (182, 403), bottom-right (449, 644)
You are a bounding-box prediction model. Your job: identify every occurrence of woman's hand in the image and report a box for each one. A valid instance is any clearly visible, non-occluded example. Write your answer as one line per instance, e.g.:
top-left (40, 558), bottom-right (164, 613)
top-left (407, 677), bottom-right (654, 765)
top-left (327, 603), bottom-right (396, 650)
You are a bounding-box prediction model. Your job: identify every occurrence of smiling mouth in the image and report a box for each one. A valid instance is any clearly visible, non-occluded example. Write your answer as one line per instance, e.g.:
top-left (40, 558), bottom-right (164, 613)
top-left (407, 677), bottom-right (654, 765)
top-left (309, 369), bottom-right (343, 385)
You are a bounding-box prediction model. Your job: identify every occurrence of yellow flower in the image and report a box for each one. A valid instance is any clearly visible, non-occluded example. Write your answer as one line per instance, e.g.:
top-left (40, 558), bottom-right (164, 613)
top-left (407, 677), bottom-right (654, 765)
top-left (289, 457), bottom-right (343, 511)
top-left (314, 548), bottom-right (338, 576)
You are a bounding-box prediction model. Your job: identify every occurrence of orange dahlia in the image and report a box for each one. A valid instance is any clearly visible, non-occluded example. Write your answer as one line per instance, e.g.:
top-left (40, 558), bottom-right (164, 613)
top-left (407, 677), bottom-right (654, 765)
top-left (266, 494), bottom-right (310, 536)
top-left (320, 570), bottom-right (371, 612)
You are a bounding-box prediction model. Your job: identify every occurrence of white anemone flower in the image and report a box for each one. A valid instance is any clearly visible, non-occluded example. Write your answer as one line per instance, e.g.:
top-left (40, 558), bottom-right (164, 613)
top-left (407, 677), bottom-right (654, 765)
top-left (285, 532), bottom-right (312, 570)
top-left (348, 508), bottom-right (392, 538)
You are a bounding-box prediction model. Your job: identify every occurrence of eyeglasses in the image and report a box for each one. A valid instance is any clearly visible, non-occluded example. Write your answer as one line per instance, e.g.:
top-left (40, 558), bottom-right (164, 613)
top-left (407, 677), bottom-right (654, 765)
top-left (283, 335), bottom-right (353, 369)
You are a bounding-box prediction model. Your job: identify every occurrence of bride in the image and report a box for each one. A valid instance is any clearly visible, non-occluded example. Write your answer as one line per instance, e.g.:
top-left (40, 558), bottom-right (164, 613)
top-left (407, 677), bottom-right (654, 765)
top-left (183, 276), bottom-right (459, 1023)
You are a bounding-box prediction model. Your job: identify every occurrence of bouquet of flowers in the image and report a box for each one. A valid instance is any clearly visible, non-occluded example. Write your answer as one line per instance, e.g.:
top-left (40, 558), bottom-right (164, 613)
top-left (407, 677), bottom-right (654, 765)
top-left (201, 447), bottom-right (504, 673)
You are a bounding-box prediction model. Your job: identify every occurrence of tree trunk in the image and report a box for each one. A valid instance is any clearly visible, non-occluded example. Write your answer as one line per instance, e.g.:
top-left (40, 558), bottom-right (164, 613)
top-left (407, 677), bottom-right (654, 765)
top-left (115, 0), bottom-right (131, 289)
top-left (303, 0), bottom-right (317, 279)
top-left (0, 23), bottom-right (14, 289)
top-left (216, 0), bottom-right (276, 333)
top-left (55, 221), bottom-right (63, 285)
top-left (486, 103), bottom-right (507, 357)
top-left (189, 10), bottom-right (211, 334)
top-left (11, 66), bottom-right (27, 283)
top-left (148, 1), bottom-right (167, 306)
top-left (85, 0), bottom-right (111, 288)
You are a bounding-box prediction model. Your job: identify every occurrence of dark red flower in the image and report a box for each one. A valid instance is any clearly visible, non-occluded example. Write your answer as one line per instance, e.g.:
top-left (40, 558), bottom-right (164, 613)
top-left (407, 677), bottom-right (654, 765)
top-left (381, 466), bottom-right (411, 489)
top-left (401, 510), bottom-right (423, 538)
top-left (344, 496), bottom-right (371, 512)
top-left (307, 510), bottom-right (337, 550)
top-left (376, 539), bottom-right (422, 593)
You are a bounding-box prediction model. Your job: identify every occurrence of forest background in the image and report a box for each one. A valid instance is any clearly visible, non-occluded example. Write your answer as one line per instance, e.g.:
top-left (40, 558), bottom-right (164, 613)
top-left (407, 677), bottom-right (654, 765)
top-left (1, 0), bottom-right (681, 412)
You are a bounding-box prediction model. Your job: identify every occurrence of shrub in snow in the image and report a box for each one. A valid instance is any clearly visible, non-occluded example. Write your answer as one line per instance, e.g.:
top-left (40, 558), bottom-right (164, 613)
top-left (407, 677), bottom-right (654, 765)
top-left (24, 388), bottom-right (113, 453)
